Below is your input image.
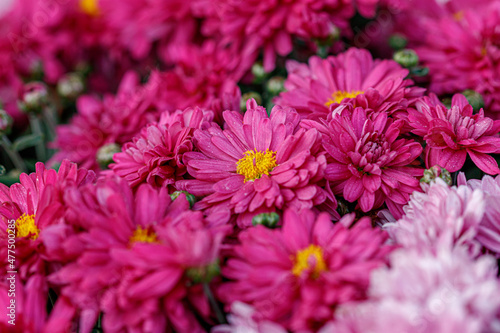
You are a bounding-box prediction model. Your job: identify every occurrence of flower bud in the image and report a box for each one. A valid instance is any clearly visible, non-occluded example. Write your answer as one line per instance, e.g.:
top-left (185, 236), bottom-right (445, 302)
top-left (462, 89), bottom-right (484, 111)
top-left (57, 73), bottom-right (85, 99)
top-left (393, 49), bottom-right (419, 68)
top-left (266, 76), bottom-right (285, 96)
top-left (96, 143), bottom-right (121, 169)
top-left (170, 190), bottom-right (196, 208)
top-left (186, 261), bottom-right (220, 284)
top-left (240, 92), bottom-right (263, 111)
top-left (420, 165), bottom-right (452, 186)
top-left (252, 212), bottom-right (280, 228)
top-left (389, 34), bottom-right (408, 50)
top-left (0, 109), bottom-right (13, 135)
top-left (18, 82), bottom-right (49, 114)
top-left (251, 61), bottom-right (267, 84)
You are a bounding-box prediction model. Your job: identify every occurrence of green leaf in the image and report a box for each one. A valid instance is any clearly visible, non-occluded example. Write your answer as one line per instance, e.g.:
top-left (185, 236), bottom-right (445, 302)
top-left (11, 133), bottom-right (43, 152)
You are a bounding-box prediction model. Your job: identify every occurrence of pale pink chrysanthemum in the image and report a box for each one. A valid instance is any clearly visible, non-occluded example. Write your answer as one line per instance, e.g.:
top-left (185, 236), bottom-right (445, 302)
top-left (409, 93), bottom-right (500, 174)
top-left (303, 105), bottom-right (423, 218)
top-left (110, 107), bottom-right (213, 190)
top-left (176, 99), bottom-right (334, 228)
top-left (203, 0), bottom-right (354, 72)
top-left (50, 178), bottom-right (227, 333)
top-left (385, 178), bottom-right (485, 255)
top-left (322, 246), bottom-right (500, 333)
top-left (218, 208), bottom-right (394, 331)
top-left (212, 302), bottom-right (287, 333)
top-left (276, 48), bottom-right (424, 120)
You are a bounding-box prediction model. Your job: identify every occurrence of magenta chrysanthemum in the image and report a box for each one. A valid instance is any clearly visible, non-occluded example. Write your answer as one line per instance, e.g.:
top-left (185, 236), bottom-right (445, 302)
top-left (324, 246), bottom-right (500, 333)
top-left (110, 107), bottom-right (213, 190)
top-left (304, 106), bottom-right (423, 218)
top-left (409, 94), bottom-right (500, 174)
top-left (219, 209), bottom-right (393, 331)
top-left (276, 48), bottom-right (424, 120)
top-left (176, 99), bottom-right (334, 228)
top-left (50, 178), bottom-right (226, 332)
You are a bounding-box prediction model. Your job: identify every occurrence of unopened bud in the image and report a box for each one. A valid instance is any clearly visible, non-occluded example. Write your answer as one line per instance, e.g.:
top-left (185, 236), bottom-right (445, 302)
top-left (421, 166), bottom-right (452, 186)
top-left (57, 73), bottom-right (85, 99)
top-left (393, 49), bottom-right (419, 68)
top-left (462, 90), bottom-right (484, 111)
top-left (251, 61), bottom-right (267, 84)
top-left (170, 191), bottom-right (196, 208)
top-left (18, 82), bottom-right (49, 114)
top-left (96, 143), bottom-right (121, 169)
top-left (266, 76), bottom-right (285, 96)
top-left (389, 34), bottom-right (408, 50)
top-left (186, 261), bottom-right (220, 284)
top-left (0, 110), bottom-right (13, 135)
top-left (252, 212), bottom-right (280, 228)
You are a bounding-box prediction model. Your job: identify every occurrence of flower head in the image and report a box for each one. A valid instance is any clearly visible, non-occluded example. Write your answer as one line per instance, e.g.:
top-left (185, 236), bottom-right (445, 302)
top-left (409, 93), bottom-right (500, 174)
top-left (110, 107), bottom-right (213, 190)
top-left (219, 209), bottom-right (393, 331)
top-left (177, 99), bottom-right (335, 228)
top-left (276, 48), bottom-right (424, 120)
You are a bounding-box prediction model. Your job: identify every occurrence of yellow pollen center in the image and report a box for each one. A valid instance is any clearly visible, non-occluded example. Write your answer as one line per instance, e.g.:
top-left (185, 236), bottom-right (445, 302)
top-left (129, 226), bottom-right (158, 244)
top-left (236, 149), bottom-right (277, 182)
top-left (325, 90), bottom-right (364, 107)
top-left (79, 0), bottom-right (100, 16)
top-left (292, 244), bottom-right (327, 278)
top-left (15, 214), bottom-right (39, 240)
top-left (453, 11), bottom-right (464, 21)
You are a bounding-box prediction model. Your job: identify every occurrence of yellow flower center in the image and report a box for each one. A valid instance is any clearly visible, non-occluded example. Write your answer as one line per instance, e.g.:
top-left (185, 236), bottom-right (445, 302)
top-left (79, 0), bottom-right (100, 16)
top-left (325, 90), bottom-right (364, 107)
top-left (453, 11), bottom-right (464, 21)
top-left (15, 214), bottom-right (39, 240)
top-left (292, 244), bottom-right (327, 278)
top-left (129, 226), bottom-right (158, 244)
top-left (236, 149), bottom-right (277, 182)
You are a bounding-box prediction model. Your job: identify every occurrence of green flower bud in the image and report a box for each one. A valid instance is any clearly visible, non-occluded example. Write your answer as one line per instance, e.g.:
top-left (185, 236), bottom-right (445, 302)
top-left (18, 82), bottom-right (49, 114)
top-left (420, 165), bottom-right (452, 186)
top-left (266, 76), bottom-right (285, 96)
top-left (252, 212), bottom-right (280, 228)
top-left (57, 73), bottom-right (85, 99)
top-left (170, 190), bottom-right (196, 208)
top-left (393, 49), bottom-right (419, 68)
top-left (388, 34), bottom-right (408, 50)
top-left (240, 92), bottom-right (263, 111)
top-left (185, 260), bottom-right (220, 284)
top-left (0, 109), bottom-right (13, 136)
top-left (96, 143), bottom-right (121, 169)
top-left (462, 90), bottom-right (484, 111)
top-left (251, 61), bottom-right (267, 84)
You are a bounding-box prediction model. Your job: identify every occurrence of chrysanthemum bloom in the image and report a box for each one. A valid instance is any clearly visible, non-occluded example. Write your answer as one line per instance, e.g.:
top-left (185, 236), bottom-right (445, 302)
top-left (51, 71), bottom-right (161, 171)
top-left (212, 302), bottom-right (287, 333)
top-left (304, 106), bottom-right (423, 218)
top-left (50, 178), bottom-right (227, 332)
top-left (323, 246), bottom-right (500, 333)
top-left (219, 208), bottom-right (393, 331)
top-left (276, 48), bottom-right (424, 120)
top-left (203, 0), bottom-right (354, 71)
top-left (464, 174), bottom-right (500, 256)
top-left (385, 178), bottom-right (485, 255)
top-left (409, 94), bottom-right (500, 174)
top-left (0, 160), bottom-right (95, 332)
top-left (110, 107), bottom-right (213, 190)
top-left (176, 99), bottom-right (333, 228)
top-left (410, 2), bottom-right (500, 117)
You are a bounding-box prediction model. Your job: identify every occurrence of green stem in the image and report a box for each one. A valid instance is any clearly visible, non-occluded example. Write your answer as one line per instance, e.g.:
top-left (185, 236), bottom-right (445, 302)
top-left (203, 283), bottom-right (226, 324)
top-left (29, 115), bottom-right (46, 161)
top-left (43, 107), bottom-right (57, 142)
top-left (1, 136), bottom-right (27, 172)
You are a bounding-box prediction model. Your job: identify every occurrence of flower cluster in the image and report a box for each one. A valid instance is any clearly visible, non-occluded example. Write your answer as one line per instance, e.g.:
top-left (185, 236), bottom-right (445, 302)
top-left (2, 0), bottom-right (500, 331)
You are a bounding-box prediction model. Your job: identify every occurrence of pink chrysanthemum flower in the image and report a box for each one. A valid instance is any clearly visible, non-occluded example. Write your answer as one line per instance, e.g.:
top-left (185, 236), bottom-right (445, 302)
top-left (203, 0), bottom-right (354, 71)
top-left (0, 160), bottom-right (94, 332)
top-left (323, 246), bottom-right (500, 333)
top-left (463, 174), bottom-right (500, 256)
top-left (303, 106), bottom-right (423, 218)
top-left (385, 178), bottom-right (485, 255)
top-left (409, 94), bottom-right (500, 174)
top-left (50, 178), bottom-right (227, 332)
top-left (212, 302), bottom-right (287, 333)
top-left (176, 99), bottom-right (334, 228)
top-left (110, 107), bottom-right (213, 190)
top-left (52, 72), bottom-right (161, 171)
top-left (276, 48), bottom-right (424, 120)
top-left (218, 209), bottom-right (393, 331)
